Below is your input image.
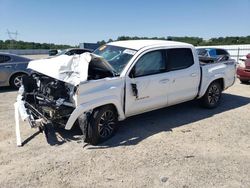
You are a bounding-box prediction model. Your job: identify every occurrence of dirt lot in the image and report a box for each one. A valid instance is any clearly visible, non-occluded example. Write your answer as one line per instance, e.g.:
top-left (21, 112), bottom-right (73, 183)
top-left (0, 80), bottom-right (249, 188)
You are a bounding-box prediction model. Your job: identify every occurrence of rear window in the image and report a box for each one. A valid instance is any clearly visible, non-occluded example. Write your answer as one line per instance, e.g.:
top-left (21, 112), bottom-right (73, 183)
top-left (166, 48), bottom-right (194, 71)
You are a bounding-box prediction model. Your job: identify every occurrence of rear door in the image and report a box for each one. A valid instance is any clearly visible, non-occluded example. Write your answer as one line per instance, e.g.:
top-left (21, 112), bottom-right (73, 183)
top-left (125, 50), bottom-right (171, 116)
top-left (0, 55), bottom-right (14, 86)
top-left (166, 48), bottom-right (200, 105)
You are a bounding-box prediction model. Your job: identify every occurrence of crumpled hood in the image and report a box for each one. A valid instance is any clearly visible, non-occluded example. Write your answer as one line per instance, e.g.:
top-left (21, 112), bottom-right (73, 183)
top-left (28, 52), bottom-right (113, 86)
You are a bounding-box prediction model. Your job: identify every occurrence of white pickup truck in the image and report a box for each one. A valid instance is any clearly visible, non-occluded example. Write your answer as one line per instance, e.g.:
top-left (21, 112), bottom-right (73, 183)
top-left (15, 40), bottom-right (236, 145)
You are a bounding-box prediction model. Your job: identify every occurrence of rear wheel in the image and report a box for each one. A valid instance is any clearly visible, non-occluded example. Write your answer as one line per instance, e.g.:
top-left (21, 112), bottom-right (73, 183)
top-left (87, 105), bottom-right (118, 145)
top-left (201, 82), bottom-right (222, 109)
top-left (10, 73), bottom-right (27, 89)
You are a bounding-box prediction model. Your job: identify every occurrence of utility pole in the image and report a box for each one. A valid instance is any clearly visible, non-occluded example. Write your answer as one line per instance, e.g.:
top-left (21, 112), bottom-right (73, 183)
top-left (6, 29), bottom-right (19, 49)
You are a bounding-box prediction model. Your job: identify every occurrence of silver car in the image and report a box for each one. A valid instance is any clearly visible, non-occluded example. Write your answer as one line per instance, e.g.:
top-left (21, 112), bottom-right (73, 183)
top-left (0, 53), bottom-right (31, 89)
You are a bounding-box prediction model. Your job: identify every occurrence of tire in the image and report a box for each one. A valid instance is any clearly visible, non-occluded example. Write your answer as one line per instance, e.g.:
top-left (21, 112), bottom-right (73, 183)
top-left (10, 73), bottom-right (27, 89)
top-left (87, 105), bottom-right (118, 145)
top-left (201, 81), bottom-right (222, 109)
top-left (240, 80), bottom-right (249, 84)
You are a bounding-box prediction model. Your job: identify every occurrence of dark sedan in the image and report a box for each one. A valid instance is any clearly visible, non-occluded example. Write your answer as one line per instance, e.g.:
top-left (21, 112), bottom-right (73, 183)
top-left (56, 48), bottom-right (92, 56)
top-left (50, 48), bottom-right (92, 56)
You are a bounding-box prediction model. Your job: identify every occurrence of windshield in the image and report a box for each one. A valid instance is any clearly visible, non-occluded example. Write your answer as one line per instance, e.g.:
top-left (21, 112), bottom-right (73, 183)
top-left (93, 45), bottom-right (136, 75)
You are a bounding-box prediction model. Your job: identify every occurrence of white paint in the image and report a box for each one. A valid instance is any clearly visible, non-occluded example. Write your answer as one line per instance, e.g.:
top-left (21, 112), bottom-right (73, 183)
top-left (14, 102), bottom-right (22, 147)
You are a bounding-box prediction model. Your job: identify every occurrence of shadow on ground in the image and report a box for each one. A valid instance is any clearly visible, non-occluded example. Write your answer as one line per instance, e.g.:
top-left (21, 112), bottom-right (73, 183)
top-left (22, 93), bottom-right (250, 147)
top-left (89, 93), bottom-right (250, 149)
top-left (0, 86), bottom-right (16, 93)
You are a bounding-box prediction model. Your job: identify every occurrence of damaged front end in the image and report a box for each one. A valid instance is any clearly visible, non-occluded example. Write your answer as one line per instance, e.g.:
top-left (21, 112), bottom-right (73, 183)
top-left (17, 73), bottom-right (76, 129)
top-left (14, 52), bottom-right (116, 146)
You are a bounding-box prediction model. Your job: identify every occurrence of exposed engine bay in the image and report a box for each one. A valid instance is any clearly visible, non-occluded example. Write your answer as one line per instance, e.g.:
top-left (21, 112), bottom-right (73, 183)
top-left (20, 73), bottom-right (77, 127)
top-left (18, 53), bottom-right (116, 129)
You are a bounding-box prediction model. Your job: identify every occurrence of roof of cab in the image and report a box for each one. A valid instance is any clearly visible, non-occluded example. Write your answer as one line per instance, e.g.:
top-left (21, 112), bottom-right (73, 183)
top-left (108, 40), bottom-right (192, 50)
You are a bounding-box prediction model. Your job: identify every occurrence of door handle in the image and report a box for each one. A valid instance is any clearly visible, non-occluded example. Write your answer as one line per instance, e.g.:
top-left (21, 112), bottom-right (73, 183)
top-left (4, 65), bottom-right (12, 68)
top-left (190, 73), bottom-right (197, 77)
top-left (159, 79), bottom-right (169, 84)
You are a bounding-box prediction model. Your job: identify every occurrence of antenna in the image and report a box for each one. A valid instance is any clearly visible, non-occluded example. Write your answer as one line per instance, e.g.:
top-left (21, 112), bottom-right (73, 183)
top-left (6, 29), bottom-right (19, 49)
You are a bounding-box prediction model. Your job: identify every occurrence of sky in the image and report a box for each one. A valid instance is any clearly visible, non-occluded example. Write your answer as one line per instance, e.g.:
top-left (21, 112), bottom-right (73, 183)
top-left (0, 0), bottom-right (250, 45)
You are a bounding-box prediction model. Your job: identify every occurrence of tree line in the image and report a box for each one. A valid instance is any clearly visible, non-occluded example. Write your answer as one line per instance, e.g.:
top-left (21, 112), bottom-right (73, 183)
top-left (1, 35), bottom-right (250, 49)
top-left (98, 36), bottom-right (250, 46)
top-left (0, 40), bottom-right (73, 49)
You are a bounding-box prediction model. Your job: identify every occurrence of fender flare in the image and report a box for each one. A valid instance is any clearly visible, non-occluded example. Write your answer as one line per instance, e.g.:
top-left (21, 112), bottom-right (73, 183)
top-left (65, 96), bottom-right (125, 130)
top-left (198, 75), bottom-right (225, 98)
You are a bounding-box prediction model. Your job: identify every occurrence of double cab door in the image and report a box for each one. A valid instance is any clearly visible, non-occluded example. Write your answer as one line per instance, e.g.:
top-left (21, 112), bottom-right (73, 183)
top-left (125, 48), bottom-right (200, 117)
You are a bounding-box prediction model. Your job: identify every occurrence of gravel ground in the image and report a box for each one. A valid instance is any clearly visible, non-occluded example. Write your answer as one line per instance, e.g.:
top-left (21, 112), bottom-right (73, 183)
top-left (0, 80), bottom-right (249, 188)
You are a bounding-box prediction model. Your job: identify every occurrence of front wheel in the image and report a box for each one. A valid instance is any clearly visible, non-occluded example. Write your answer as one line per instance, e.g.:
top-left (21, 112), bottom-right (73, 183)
top-left (201, 82), bottom-right (222, 109)
top-left (87, 105), bottom-right (118, 145)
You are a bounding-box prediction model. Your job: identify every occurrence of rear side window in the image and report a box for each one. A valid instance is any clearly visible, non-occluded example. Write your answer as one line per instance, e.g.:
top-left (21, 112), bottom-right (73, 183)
top-left (134, 50), bottom-right (165, 77)
top-left (166, 48), bottom-right (194, 71)
top-left (0, 55), bottom-right (11, 63)
top-left (216, 49), bottom-right (228, 55)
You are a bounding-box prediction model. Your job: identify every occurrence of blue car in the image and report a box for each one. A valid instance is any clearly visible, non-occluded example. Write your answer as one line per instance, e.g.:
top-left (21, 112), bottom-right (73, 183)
top-left (0, 53), bottom-right (31, 89)
top-left (196, 47), bottom-right (230, 59)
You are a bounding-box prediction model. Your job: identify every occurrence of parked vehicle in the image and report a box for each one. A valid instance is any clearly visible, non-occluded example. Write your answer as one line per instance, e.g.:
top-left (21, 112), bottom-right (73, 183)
top-left (196, 47), bottom-right (230, 60)
top-left (0, 53), bottom-right (31, 89)
top-left (237, 53), bottom-right (250, 84)
top-left (56, 48), bottom-right (92, 56)
top-left (49, 49), bottom-right (59, 56)
top-left (15, 40), bottom-right (236, 145)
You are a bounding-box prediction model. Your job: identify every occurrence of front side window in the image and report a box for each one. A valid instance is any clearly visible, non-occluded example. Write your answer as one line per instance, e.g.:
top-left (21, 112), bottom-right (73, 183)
top-left (166, 48), bottom-right (194, 71)
top-left (133, 50), bottom-right (165, 77)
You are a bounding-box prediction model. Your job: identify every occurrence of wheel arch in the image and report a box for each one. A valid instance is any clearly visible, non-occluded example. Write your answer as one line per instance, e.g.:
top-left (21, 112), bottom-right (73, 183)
top-left (199, 77), bottom-right (225, 98)
top-left (65, 97), bottom-right (125, 130)
top-left (93, 103), bottom-right (119, 115)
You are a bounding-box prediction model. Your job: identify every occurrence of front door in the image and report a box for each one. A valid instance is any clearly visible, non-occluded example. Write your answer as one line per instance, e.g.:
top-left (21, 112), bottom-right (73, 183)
top-left (125, 50), bottom-right (170, 116)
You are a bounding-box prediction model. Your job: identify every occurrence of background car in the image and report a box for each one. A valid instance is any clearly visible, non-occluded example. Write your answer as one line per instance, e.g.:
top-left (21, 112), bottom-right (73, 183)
top-left (196, 47), bottom-right (230, 60)
top-left (55, 48), bottom-right (92, 56)
top-left (237, 53), bottom-right (250, 84)
top-left (48, 49), bottom-right (59, 56)
top-left (0, 53), bottom-right (31, 89)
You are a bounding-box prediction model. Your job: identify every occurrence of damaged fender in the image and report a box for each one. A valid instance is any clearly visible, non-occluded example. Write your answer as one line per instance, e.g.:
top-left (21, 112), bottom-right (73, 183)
top-left (65, 95), bottom-right (125, 130)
